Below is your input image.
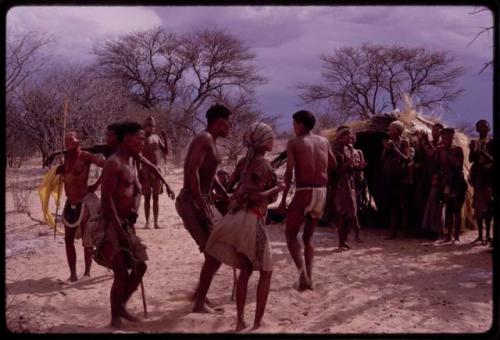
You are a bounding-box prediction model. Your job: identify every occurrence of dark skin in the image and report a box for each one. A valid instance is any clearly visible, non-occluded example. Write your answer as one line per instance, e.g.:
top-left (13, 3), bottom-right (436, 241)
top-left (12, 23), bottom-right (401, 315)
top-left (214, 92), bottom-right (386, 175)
top-left (184, 116), bottom-right (231, 313)
top-left (439, 132), bottom-right (465, 242)
top-left (381, 126), bottom-right (410, 239)
top-left (46, 129), bottom-right (174, 200)
top-left (334, 132), bottom-right (366, 249)
top-left (141, 121), bottom-right (169, 228)
top-left (234, 139), bottom-right (286, 332)
top-left (278, 120), bottom-right (336, 291)
top-left (100, 129), bottom-right (147, 329)
top-left (62, 134), bottom-right (105, 282)
top-left (469, 121), bottom-right (493, 244)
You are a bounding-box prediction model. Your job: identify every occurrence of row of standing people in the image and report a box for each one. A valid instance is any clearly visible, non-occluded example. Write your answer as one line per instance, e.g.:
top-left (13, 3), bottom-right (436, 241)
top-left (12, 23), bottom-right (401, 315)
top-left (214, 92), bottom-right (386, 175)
top-left (326, 119), bottom-right (495, 245)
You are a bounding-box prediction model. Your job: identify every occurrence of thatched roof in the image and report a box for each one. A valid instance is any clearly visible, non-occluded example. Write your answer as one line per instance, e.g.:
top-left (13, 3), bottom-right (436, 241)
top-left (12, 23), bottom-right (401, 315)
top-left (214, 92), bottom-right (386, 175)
top-left (321, 99), bottom-right (475, 228)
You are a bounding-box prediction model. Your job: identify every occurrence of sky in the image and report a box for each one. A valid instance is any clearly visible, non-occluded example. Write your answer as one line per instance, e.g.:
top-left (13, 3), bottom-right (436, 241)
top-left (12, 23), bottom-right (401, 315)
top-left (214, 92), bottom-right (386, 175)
top-left (6, 5), bottom-right (494, 133)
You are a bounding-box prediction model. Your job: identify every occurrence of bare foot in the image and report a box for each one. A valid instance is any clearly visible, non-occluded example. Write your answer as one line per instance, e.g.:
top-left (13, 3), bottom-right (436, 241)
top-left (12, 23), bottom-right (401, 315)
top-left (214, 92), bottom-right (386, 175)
top-left (235, 319), bottom-right (247, 332)
top-left (120, 306), bottom-right (140, 322)
top-left (110, 316), bottom-right (124, 329)
top-left (192, 303), bottom-right (222, 314)
top-left (154, 224), bottom-right (162, 229)
top-left (471, 236), bottom-right (483, 244)
top-left (144, 222), bottom-right (150, 229)
top-left (251, 323), bottom-right (261, 331)
top-left (297, 271), bottom-right (311, 291)
top-left (340, 242), bottom-right (351, 249)
top-left (68, 275), bottom-right (78, 282)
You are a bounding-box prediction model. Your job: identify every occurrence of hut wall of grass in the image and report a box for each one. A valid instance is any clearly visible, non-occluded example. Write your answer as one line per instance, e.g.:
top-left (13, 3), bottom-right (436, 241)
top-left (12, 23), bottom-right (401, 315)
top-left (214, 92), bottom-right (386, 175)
top-left (322, 108), bottom-right (474, 230)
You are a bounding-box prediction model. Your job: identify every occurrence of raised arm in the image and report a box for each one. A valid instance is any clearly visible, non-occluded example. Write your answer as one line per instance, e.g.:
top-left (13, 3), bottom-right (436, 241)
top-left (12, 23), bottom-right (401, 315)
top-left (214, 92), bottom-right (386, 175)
top-left (82, 151), bottom-right (105, 168)
top-left (44, 150), bottom-right (66, 167)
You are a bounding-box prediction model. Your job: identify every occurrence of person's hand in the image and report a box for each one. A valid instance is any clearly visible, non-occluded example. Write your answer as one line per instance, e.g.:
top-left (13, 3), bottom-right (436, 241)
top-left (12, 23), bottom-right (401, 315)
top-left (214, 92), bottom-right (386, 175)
top-left (384, 140), bottom-right (394, 150)
top-left (166, 185), bottom-right (175, 200)
top-left (359, 160), bottom-right (367, 169)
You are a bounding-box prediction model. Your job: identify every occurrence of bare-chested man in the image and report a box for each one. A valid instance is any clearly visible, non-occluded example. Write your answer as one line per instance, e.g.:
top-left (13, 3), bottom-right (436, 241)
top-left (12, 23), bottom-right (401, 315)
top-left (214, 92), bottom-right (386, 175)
top-left (59, 131), bottom-right (105, 282)
top-left (439, 127), bottom-right (467, 242)
top-left (93, 121), bottom-right (148, 328)
top-left (278, 110), bottom-right (336, 291)
top-left (139, 116), bottom-right (169, 229)
top-left (175, 104), bottom-right (232, 312)
top-left (47, 122), bottom-right (174, 202)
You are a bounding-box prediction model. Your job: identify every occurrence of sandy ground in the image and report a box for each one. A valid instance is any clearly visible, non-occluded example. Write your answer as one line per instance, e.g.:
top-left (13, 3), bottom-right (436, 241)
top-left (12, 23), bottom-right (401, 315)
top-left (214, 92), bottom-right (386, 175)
top-left (5, 156), bottom-right (494, 335)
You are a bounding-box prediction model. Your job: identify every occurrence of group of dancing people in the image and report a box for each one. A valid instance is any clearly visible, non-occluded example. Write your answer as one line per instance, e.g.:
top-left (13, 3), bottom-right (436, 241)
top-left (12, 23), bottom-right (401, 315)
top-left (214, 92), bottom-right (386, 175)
top-left (48, 104), bottom-right (494, 331)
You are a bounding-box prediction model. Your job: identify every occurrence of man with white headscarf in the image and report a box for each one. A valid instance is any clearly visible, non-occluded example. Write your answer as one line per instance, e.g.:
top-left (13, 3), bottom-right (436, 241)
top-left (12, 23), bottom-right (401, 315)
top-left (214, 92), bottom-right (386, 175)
top-left (195, 122), bottom-right (285, 331)
top-left (380, 120), bottom-right (411, 239)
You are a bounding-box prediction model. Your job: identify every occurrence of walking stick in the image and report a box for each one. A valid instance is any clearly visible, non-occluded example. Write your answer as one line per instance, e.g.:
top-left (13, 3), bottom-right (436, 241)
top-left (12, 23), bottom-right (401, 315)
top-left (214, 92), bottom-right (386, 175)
top-left (231, 268), bottom-right (237, 301)
top-left (140, 280), bottom-right (148, 317)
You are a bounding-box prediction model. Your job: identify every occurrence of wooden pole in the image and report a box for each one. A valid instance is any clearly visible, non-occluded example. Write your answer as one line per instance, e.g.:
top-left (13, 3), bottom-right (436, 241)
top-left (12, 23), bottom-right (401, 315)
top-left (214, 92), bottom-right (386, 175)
top-left (54, 98), bottom-right (68, 240)
top-left (140, 280), bottom-right (148, 317)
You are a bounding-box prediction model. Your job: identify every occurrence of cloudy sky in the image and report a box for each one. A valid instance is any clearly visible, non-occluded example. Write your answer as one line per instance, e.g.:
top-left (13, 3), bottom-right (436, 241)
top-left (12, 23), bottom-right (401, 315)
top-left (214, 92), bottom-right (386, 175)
top-left (7, 5), bottom-right (494, 132)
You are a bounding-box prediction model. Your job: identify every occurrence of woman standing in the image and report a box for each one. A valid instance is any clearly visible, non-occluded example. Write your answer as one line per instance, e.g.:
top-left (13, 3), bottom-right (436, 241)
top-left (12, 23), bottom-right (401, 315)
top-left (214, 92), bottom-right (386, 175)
top-left (205, 122), bottom-right (285, 331)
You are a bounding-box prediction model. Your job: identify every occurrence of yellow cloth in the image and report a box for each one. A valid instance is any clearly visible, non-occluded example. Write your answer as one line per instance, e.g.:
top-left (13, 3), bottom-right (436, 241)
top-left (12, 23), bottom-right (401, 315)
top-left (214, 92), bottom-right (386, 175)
top-left (38, 165), bottom-right (64, 233)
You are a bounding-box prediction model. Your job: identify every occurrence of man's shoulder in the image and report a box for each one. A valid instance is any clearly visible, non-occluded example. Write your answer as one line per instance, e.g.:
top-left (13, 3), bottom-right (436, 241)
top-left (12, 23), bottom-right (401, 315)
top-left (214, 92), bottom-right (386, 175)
top-left (104, 154), bottom-right (121, 168)
top-left (193, 131), bottom-right (214, 144)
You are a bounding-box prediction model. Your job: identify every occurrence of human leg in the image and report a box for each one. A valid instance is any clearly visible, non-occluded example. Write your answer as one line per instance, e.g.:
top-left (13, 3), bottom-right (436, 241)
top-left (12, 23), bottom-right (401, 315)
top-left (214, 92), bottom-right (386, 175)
top-left (64, 225), bottom-right (78, 281)
top-left (152, 194), bottom-right (160, 228)
top-left (253, 270), bottom-right (272, 330)
top-left (120, 261), bottom-right (147, 321)
top-left (236, 255), bottom-right (252, 332)
top-left (302, 217), bottom-right (317, 288)
top-left (80, 208), bottom-right (92, 276)
top-left (192, 253), bottom-right (222, 313)
top-left (100, 242), bottom-right (130, 328)
top-left (143, 193), bottom-right (151, 229)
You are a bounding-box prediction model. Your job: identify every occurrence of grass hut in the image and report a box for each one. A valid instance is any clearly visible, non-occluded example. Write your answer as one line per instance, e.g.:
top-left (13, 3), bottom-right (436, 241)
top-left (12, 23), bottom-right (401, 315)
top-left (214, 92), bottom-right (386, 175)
top-left (322, 101), bottom-right (474, 230)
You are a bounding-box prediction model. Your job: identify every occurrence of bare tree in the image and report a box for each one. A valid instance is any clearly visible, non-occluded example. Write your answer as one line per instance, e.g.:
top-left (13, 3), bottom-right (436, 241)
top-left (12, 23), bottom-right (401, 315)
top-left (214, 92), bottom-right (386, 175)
top-left (9, 65), bottom-right (138, 166)
top-left (297, 44), bottom-right (465, 122)
top-left (213, 90), bottom-right (278, 165)
top-left (92, 27), bottom-right (267, 155)
top-left (6, 30), bottom-right (52, 95)
top-left (468, 7), bottom-right (493, 74)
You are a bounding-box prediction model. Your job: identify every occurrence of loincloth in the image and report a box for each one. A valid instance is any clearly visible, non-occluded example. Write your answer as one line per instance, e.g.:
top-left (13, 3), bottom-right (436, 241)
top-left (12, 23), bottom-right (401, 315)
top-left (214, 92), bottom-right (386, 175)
top-left (175, 189), bottom-right (214, 252)
top-left (296, 187), bottom-right (327, 219)
top-left (63, 192), bottom-right (100, 248)
top-left (93, 215), bottom-right (148, 269)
